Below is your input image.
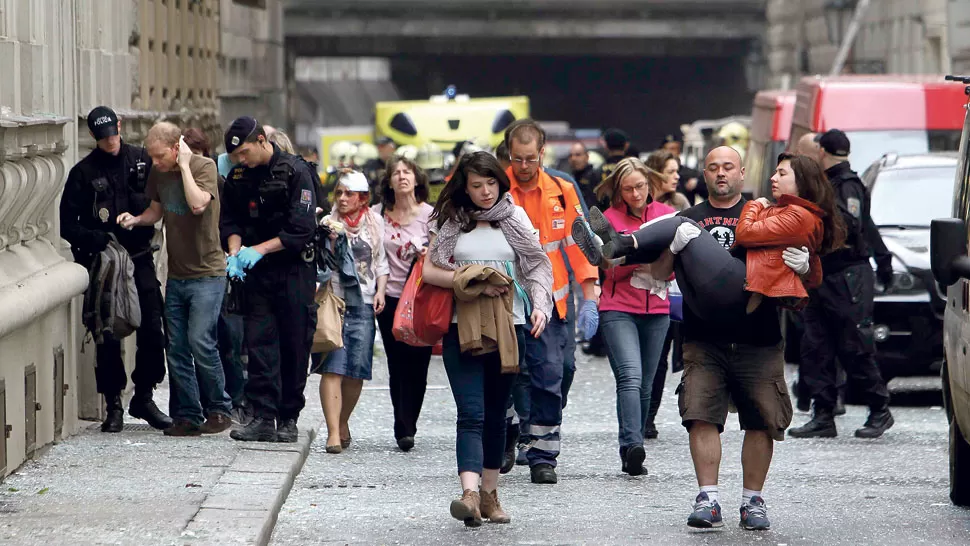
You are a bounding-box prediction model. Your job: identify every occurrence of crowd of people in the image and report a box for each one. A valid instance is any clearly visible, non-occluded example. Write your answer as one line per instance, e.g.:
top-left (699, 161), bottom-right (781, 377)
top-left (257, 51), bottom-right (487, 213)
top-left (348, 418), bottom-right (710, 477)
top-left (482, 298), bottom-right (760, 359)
top-left (60, 105), bottom-right (896, 532)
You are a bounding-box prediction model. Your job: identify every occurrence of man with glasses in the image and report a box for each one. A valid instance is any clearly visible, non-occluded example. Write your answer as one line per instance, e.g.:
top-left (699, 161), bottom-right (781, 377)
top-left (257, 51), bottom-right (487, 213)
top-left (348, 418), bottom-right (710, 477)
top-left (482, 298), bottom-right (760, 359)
top-left (219, 117), bottom-right (318, 443)
top-left (503, 119), bottom-right (599, 484)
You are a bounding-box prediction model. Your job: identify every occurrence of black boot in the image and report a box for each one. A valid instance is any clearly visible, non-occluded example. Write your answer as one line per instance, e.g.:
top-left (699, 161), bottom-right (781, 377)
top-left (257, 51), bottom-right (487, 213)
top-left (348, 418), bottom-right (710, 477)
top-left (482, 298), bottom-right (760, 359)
top-left (855, 408), bottom-right (894, 439)
top-left (101, 394), bottom-right (124, 433)
top-left (500, 422), bottom-right (520, 474)
top-left (788, 408), bottom-right (837, 438)
top-left (128, 387), bottom-right (173, 430)
top-left (230, 417), bottom-right (277, 442)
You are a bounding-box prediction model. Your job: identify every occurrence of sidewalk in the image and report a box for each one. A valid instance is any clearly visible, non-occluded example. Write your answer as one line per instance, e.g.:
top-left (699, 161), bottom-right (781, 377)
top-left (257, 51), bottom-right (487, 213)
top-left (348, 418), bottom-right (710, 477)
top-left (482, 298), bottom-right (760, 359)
top-left (0, 375), bottom-right (322, 546)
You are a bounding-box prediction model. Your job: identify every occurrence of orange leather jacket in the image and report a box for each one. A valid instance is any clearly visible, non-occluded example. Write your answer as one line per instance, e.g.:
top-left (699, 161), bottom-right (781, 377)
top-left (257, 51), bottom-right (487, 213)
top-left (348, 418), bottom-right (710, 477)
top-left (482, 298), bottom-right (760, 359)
top-left (734, 194), bottom-right (825, 308)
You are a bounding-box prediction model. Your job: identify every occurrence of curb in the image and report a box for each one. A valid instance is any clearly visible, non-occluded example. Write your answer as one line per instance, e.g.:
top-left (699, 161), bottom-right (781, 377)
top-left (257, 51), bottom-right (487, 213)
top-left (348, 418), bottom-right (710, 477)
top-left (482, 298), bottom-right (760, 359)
top-left (180, 419), bottom-right (321, 545)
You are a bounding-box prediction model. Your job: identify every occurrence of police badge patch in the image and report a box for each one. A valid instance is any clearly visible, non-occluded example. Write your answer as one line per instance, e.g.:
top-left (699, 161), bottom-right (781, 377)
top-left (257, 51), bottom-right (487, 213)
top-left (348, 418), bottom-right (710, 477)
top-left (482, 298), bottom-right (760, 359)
top-left (846, 197), bottom-right (861, 218)
top-left (300, 189), bottom-right (312, 205)
top-left (98, 207), bottom-right (110, 223)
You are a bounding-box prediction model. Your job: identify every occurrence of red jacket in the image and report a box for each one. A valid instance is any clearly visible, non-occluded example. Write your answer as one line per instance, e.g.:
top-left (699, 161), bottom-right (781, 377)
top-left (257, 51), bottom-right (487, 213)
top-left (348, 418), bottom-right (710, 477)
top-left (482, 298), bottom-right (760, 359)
top-left (599, 201), bottom-right (677, 315)
top-left (735, 195), bottom-right (824, 308)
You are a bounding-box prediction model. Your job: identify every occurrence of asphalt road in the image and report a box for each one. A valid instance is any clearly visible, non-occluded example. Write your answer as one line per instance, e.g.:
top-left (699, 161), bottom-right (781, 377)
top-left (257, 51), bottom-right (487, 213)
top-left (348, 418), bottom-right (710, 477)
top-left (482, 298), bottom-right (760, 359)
top-left (271, 349), bottom-right (970, 546)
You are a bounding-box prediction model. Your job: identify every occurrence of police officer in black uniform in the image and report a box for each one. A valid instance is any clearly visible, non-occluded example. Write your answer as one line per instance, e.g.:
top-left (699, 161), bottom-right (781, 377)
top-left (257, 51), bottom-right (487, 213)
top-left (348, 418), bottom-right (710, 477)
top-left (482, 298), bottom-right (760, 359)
top-left (789, 129), bottom-right (895, 439)
top-left (220, 117), bottom-right (318, 443)
top-left (59, 106), bottom-right (172, 433)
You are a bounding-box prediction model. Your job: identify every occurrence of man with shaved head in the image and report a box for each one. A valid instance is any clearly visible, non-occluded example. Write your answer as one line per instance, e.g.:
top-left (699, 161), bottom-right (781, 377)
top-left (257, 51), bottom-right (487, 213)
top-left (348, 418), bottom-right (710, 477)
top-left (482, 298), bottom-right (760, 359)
top-left (120, 121), bottom-right (233, 437)
top-left (675, 146), bottom-right (803, 531)
top-left (794, 132), bottom-right (819, 157)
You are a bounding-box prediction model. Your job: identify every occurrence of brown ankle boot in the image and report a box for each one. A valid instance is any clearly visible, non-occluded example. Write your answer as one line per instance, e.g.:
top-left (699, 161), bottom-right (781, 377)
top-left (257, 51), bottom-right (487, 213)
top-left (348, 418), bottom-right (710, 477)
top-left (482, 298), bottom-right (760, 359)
top-left (449, 489), bottom-right (483, 527)
top-left (480, 489), bottom-right (511, 523)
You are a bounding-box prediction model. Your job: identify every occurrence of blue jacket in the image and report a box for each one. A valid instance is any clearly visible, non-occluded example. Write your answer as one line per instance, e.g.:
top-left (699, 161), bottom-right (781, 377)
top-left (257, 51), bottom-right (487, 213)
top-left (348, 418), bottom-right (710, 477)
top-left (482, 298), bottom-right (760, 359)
top-left (317, 232), bottom-right (363, 307)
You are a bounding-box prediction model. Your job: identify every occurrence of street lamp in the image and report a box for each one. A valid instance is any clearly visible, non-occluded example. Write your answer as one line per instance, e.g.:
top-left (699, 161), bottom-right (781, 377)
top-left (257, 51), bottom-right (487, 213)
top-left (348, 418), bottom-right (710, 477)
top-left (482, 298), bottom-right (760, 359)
top-left (824, 0), bottom-right (858, 45)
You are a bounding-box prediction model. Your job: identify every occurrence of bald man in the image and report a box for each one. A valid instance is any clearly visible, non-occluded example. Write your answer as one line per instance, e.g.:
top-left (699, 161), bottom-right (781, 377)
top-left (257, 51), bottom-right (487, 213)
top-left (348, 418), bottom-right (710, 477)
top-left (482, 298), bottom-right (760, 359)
top-left (675, 145), bottom-right (796, 531)
top-left (794, 132), bottom-right (819, 157)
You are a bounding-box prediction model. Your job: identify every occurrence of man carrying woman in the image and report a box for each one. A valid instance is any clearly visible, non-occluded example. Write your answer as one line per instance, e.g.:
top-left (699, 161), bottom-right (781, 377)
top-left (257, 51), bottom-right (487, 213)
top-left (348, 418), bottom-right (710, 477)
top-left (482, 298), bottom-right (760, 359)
top-left (574, 147), bottom-right (843, 532)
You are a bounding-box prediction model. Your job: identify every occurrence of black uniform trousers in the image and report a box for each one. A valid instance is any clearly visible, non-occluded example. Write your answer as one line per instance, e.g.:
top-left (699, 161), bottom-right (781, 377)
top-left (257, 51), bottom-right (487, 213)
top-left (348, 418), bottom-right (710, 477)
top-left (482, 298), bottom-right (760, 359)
top-left (799, 262), bottom-right (891, 411)
top-left (95, 255), bottom-right (166, 395)
top-left (243, 259), bottom-right (317, 422)
top-left (376, 295), bottom-right (433, 441)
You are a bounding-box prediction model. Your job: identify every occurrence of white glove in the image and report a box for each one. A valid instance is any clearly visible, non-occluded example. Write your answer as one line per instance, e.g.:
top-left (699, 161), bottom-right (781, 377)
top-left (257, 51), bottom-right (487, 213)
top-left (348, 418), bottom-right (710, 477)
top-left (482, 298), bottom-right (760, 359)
top-left (782, 246), bottom-right (810, 275)
top-left (669, 222), bottom-right (701, 254)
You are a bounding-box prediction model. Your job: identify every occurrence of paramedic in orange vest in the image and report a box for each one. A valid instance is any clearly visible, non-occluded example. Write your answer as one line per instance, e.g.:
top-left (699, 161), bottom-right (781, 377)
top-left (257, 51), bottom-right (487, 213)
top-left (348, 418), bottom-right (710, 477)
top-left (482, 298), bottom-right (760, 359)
top-left (504, 119), bottom-right (600, 484)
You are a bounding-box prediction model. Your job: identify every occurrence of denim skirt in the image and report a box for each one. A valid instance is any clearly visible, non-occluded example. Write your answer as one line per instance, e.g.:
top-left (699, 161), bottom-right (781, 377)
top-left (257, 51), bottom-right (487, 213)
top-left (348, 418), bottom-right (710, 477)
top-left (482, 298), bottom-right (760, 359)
top-left (312, 304), bottom-right (376, 380)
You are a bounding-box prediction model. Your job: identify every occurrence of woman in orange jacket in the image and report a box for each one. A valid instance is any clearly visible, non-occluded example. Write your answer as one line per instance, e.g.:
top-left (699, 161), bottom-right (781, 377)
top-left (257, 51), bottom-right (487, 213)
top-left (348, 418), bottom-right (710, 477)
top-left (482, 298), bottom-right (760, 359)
top-left (574, 153), bottom-right (845, 321)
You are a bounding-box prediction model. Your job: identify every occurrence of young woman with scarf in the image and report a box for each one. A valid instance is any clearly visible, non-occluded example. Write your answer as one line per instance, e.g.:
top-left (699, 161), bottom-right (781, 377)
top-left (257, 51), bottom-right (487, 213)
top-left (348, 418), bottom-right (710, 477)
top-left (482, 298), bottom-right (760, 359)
top-left (423, 152), bottom-right (554, 527)
top-left (313, 170), bottom-right (389, 453)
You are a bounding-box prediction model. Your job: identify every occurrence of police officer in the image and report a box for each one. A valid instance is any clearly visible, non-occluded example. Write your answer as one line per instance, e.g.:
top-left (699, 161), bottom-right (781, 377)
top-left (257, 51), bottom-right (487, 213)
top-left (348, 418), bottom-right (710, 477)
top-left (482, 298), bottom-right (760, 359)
top-left (220, 117), bottom-right (318, 443)
top-left (59, 106), bottom-right (172, 433)
top-left (789, 129), bottom-right (894, 439)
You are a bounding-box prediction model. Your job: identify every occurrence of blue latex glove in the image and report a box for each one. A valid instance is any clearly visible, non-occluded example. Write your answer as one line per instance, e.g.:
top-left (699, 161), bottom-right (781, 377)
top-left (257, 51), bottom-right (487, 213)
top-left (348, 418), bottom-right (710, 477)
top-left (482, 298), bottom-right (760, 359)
top-left (577, 299), bottom-right (599, 341)
top-left (226, 255), bottom-right (246, 280)
top-left (236, 246), bottom-right (264, 270)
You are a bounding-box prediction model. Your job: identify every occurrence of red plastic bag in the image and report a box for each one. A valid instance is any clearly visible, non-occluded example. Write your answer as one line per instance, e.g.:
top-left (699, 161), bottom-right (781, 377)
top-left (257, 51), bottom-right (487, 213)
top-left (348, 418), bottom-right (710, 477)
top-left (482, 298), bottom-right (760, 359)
top-left (393, 259), bottom-right (454, 346)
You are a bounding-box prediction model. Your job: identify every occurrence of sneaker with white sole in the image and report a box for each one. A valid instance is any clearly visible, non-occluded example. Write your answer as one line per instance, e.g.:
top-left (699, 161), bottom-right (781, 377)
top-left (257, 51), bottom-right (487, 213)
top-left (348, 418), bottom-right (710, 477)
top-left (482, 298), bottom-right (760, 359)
top-left (687, 492), bottom-right (723, 529)
top-left (739, 496), bottom-right (771, 530)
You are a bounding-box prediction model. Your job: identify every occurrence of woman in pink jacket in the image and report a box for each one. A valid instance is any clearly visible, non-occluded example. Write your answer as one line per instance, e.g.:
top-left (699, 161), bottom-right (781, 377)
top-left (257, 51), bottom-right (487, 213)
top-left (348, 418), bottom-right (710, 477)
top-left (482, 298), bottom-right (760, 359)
top-left (593, 157), bottom-right (675, 476)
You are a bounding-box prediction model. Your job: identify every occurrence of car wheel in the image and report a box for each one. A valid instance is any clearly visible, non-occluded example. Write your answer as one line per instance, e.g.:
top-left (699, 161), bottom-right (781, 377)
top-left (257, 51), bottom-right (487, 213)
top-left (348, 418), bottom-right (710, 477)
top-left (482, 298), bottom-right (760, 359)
top-left (950, 417), bottom-right (970, 506)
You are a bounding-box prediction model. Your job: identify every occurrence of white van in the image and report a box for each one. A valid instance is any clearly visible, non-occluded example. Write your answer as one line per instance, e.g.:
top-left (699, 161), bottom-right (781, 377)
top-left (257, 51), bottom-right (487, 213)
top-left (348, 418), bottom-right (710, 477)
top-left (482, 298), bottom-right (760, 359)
top-left (928, 75), bottom-right (970, 506)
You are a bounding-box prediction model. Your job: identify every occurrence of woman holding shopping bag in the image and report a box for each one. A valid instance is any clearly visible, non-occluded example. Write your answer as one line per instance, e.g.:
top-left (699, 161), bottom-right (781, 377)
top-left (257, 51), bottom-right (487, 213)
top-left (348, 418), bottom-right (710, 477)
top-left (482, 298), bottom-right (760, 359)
top-left (423, 152), bottom-right (553, 527)
top-left (372, 156), bottom-right (435, 452)
top-left (313, 170), bottom-right (389, 453)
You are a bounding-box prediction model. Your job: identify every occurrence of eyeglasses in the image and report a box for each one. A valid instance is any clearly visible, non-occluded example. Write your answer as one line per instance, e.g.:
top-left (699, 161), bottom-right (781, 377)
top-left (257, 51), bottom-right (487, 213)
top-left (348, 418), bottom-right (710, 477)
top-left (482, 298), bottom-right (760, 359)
top-left (509, 155), bottom-right (541, 166)
top-left (620, 182), bottom-right (649, 194)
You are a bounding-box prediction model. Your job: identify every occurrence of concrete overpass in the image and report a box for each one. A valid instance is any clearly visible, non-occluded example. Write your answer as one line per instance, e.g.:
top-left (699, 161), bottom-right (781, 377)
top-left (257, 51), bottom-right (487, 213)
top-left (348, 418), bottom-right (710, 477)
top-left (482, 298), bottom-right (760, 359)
top-left (284, 0), bottom-right (766, 58)
top-left (284, 0), bottom-right (768, 148)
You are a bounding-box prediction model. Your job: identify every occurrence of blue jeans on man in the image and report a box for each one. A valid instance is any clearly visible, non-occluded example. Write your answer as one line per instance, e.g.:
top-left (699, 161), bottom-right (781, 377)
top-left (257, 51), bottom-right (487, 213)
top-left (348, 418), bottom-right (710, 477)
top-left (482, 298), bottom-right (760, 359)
top-left (165, 276), bottom-right (233, 425)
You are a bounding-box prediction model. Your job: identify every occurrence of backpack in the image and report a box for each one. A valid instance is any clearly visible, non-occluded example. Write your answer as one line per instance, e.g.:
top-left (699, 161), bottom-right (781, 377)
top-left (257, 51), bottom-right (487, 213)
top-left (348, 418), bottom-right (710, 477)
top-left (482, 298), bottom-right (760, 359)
top-left (82, 239), bottom-right (142, 343)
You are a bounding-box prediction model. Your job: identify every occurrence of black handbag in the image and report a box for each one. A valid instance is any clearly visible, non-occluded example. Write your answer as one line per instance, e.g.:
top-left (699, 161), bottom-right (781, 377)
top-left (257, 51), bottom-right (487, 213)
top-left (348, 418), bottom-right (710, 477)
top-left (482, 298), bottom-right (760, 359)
top-left (224, 276), bottom-right (248, 315)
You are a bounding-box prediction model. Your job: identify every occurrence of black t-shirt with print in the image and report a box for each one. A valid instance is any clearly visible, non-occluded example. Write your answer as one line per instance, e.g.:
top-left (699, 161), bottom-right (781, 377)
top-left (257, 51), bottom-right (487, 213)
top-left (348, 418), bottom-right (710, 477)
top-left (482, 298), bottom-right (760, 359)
top-left (677, 198), bottom-right (782, 347)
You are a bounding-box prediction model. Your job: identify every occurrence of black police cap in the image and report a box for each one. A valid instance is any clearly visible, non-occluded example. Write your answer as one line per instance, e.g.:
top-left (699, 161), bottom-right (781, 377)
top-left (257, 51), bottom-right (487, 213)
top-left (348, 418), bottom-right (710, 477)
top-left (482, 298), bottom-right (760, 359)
top-left (225, 116), bottom-right (259, 154)
top-left (87, 106), bottom-right (119, 140)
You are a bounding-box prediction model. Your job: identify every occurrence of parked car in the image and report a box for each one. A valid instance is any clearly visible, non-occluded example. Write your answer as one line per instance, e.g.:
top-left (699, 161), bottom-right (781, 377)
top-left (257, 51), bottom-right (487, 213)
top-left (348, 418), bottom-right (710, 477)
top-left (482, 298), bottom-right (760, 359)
top-left (861, 152), bottom-right (955, 379)
top-left (929, 76), bottom-right (970, 507)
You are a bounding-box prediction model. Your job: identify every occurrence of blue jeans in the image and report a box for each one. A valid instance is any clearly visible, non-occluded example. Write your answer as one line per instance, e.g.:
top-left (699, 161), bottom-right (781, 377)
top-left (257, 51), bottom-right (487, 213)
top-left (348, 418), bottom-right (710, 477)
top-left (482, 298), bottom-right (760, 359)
top-left (600, 311), bottom-right (670, 449)
top-left (165, 276), bottom-right (233, 425)
top-left (442, 325), bottom-right (516, 474)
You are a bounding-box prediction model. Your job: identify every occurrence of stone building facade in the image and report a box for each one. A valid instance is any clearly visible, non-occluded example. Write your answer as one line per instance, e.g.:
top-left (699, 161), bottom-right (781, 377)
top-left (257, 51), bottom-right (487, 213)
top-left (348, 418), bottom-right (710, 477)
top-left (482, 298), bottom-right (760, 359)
top-left (765, 0), bottom-right (951, 89)
top-left (0, 0), bottom-right (283, 479)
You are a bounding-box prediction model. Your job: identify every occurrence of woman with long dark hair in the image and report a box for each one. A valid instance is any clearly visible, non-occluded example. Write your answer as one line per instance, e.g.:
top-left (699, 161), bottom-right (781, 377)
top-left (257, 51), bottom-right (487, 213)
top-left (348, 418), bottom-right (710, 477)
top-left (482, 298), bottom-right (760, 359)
top-left (423, 151), bottom-right (553, 527)
top-left (574, 153), bottom-right (845, 321)
top-left (372, 156), bottom-right (435, 452)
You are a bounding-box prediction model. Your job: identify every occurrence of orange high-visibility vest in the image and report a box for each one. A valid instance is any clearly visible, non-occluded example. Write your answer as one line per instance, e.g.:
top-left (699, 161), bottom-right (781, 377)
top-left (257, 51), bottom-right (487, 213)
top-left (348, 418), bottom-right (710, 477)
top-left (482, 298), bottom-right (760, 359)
top-left (508, 168), bottom-right (597, 319)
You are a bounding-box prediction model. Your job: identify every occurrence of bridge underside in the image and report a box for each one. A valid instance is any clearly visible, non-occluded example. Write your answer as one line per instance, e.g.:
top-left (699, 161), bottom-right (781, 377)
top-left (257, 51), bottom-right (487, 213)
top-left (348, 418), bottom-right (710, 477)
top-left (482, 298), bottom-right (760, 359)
top-left (284, 1), bottom-right (765, 58)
